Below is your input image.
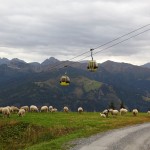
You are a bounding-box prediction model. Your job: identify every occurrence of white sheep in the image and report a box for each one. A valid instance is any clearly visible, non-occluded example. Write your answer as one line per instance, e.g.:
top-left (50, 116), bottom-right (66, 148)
top-left (0, 107), bottom-right (3, 113)
top-left (102, 109), bottom-right (109, 117)
top-left (41, 106), bottom-right (48, 112)
top-left (20, 106), bottom-right (29, 112)
top-left (18, 109), bottom-right (25, 117)
top-left (108, 108), bottom-right (113, 112)
top-left (100, 113), bottom-right (106, 118)
top-left (120, 108), bottom-right (128, 115)
top-left (51, 108), bottom-right (57, 112)
top-left (78, 107), bottom-right (83, 114)
top-left (147, 111), bottom-right (150, 115)
top-left (63, 106), bottom-right (69, 113)
top-left (2, 107), bottom-right (10, 118)
top-left (6, 106), bottom-right (13, 112)
top-left (109, 109), bottom-right (119, 116)
top-left (30, 105), bottom-right (39, 112)
top-left (49, 106), bottom-right (53, 112)
top-left (132, 109), bottom-right (138, 116)
top-left (11, 106), bottom-right (19, 113)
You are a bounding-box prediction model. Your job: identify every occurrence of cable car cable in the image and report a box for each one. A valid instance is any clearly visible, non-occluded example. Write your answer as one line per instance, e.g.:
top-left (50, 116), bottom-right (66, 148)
top-left (65, 28), bottom-right (150, 68)
top-left (48, 23), bottom-right (150, 71)
top-left (93, 23), bottom-right (150, 50)
top-left (93, 28), bottom-right (150, 56)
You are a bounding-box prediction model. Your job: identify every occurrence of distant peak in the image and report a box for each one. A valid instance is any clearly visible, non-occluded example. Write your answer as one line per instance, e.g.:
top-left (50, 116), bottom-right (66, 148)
top-left (0, 57), bottom-right (10, 64)
top-left (48, 57), bottom-right (60, 62)
top-left (41, 57), bottom-right (60, 65)
top-left (11, 58), bottom-right (26, 63)
top-left (0, 57), bottom-right (9, 60)
top-left (141, 62), bottom-right (150, 69)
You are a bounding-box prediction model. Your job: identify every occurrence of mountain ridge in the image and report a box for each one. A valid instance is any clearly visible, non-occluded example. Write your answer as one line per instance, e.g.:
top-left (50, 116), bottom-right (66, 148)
top-left (0, 57), bottom-right (150, 67)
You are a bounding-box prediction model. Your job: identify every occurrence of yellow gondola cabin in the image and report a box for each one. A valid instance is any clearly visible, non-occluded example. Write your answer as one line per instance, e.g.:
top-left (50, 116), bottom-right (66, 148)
top-left (60, 75), bottom-right (70, 86)
top-left (87, 60), bottom-right (98, 72)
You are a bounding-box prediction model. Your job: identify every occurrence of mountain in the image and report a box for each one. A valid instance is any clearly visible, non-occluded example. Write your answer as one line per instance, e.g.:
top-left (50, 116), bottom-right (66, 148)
top-left (0, 57), bottom-right (60, 72)
top-left (0, 58), bottom-right (28, 70)
top-left (0, 58), bottom-right (150, 111)
top-left (0, 58), bottom-right (10, 65)
top-left (99, 61), bottom-right (150, 111)
top-left (41, 57), bottom-right (60, 66)
top-left (142, 63), bottom-right (150, 69)
top-left (11, 58), bottom-right (26, 63)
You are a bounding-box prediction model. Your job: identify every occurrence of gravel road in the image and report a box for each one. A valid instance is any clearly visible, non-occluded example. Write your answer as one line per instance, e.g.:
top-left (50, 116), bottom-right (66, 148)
top-left (70, 123), bottom-right (150, 150)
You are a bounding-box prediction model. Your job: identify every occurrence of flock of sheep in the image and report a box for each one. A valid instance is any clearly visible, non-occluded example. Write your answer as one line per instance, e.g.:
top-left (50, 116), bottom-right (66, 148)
top-left (100, 108), bottom-right (139, 118)
top-left (0, 105), bottom-right (149, 118)
top-left (0, 105), bottom-right (84, 118)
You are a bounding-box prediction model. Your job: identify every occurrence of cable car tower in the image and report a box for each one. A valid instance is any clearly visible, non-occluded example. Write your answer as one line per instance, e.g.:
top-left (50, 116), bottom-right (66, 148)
top-left (87, 49), bottom-right (98, 72)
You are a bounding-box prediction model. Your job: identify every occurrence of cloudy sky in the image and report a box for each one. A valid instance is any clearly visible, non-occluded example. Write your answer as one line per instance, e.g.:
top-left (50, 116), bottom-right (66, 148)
top-left (0, 0), bottom-right (150, 65)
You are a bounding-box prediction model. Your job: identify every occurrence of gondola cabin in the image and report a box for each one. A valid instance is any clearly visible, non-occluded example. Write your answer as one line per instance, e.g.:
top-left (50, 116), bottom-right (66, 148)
top-left (60, 75), bottom-right (70, 86)
top-left (87, 60), bottom-right (98, 72)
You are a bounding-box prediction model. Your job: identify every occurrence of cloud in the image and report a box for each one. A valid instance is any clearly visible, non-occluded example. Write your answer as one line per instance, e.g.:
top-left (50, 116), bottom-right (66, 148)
top-left (0, 0), bottom-right (150, 64)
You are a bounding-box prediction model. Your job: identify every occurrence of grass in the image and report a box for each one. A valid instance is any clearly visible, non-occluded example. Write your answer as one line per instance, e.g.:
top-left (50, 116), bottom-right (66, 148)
top-left (0, 112), bottom-right (150, 150)
top-left (73, 77), bottom-right (103, 92)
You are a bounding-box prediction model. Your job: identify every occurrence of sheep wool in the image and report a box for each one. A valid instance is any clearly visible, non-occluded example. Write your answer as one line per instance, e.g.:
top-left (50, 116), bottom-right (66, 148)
top-left (0, 107), bottom-right (3, 113)
top-left (120, 108), bottom-right (128, 115)
top-left (109, 109), bottom-right (119, 116)
top-left (51, 108), bottom-right (57, 112)
top-left (49, 106), bottom-right (53, 112)
top-left (2, 107), bottom-right (10, 118)
top-left (30, 105), bottom-right (39, 112)
top-left (100, 113), bottom-right (106, 118)
top-left (147, 111), bottom-right (150, 114)
top-left (63, 106), bottom-right (69, 113)
top-left (20, 106), bottom-right (29, 112)
top-left (78, 107), bottom-right (83, 113)
top-left (11, 106), bottom-right (19, 113)
top-left (41, 106), bottom-right (48, 112)
top-left (102, 109), bottom-right (109, 117)
top-left (18, 109), bottom-right (25, 117)
top-left (132, 109), bottom-right (138, 116)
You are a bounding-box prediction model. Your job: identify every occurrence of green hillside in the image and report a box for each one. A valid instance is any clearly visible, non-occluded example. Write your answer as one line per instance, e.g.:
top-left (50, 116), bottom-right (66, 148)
top-left (0, 112), bottom-right (150, 150)
top-left (1, 60), bottom-right (150, 111)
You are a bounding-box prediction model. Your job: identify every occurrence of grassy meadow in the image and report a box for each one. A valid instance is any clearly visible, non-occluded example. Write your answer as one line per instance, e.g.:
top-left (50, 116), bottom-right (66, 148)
top-left (0, 112), bottom-right (150, 150)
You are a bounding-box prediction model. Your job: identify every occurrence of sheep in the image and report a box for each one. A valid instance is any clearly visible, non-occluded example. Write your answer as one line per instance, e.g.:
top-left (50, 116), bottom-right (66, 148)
top-left (11, 106), bottom-right (19, 113)
top-left (100, 113), bottom-right (106, 118)
top-left (120, 108), bottom-right (128, 115)
top-left (78, 107), bottom-right (83, 114)
top-left (0, 107), bottom-right (3, 113)
top-left (102, 109), bottom-right (109, 117)
top-left (147, 111), bottom-right (150, 115)
top-left (51, 108), bottom-right (57, 112)
top-left (30, 105), bottom-right (39, 112)
top-left (18, 109), bottom-right (25, 117)
top-left (49, 106), bottom-right (53, 112)
top-left (132, 109), bottom-right (138, 116)
top-left (109, 109), bottom-right (119, 116)
top-left (2, 107), bottom-right (10, 118)
top-left (40, 106), bottom-right (48, 112)
top-left (63, 106), bottom-right (69, 113)
top-left (20, 106), bottom-right (29, 112)
top-left (6, 106), bottom-right (13, 113)
top-left (108, 108), bottom-right (113, 112)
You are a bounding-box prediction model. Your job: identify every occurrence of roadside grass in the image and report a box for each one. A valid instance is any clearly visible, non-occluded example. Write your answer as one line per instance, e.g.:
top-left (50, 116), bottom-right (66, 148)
top-left (0, 112), bottom-right (150, 150)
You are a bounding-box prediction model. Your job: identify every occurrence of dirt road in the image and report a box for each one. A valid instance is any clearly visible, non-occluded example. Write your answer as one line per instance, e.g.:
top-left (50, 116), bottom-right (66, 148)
top-left (71, 123), bottom-right (150, 150)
